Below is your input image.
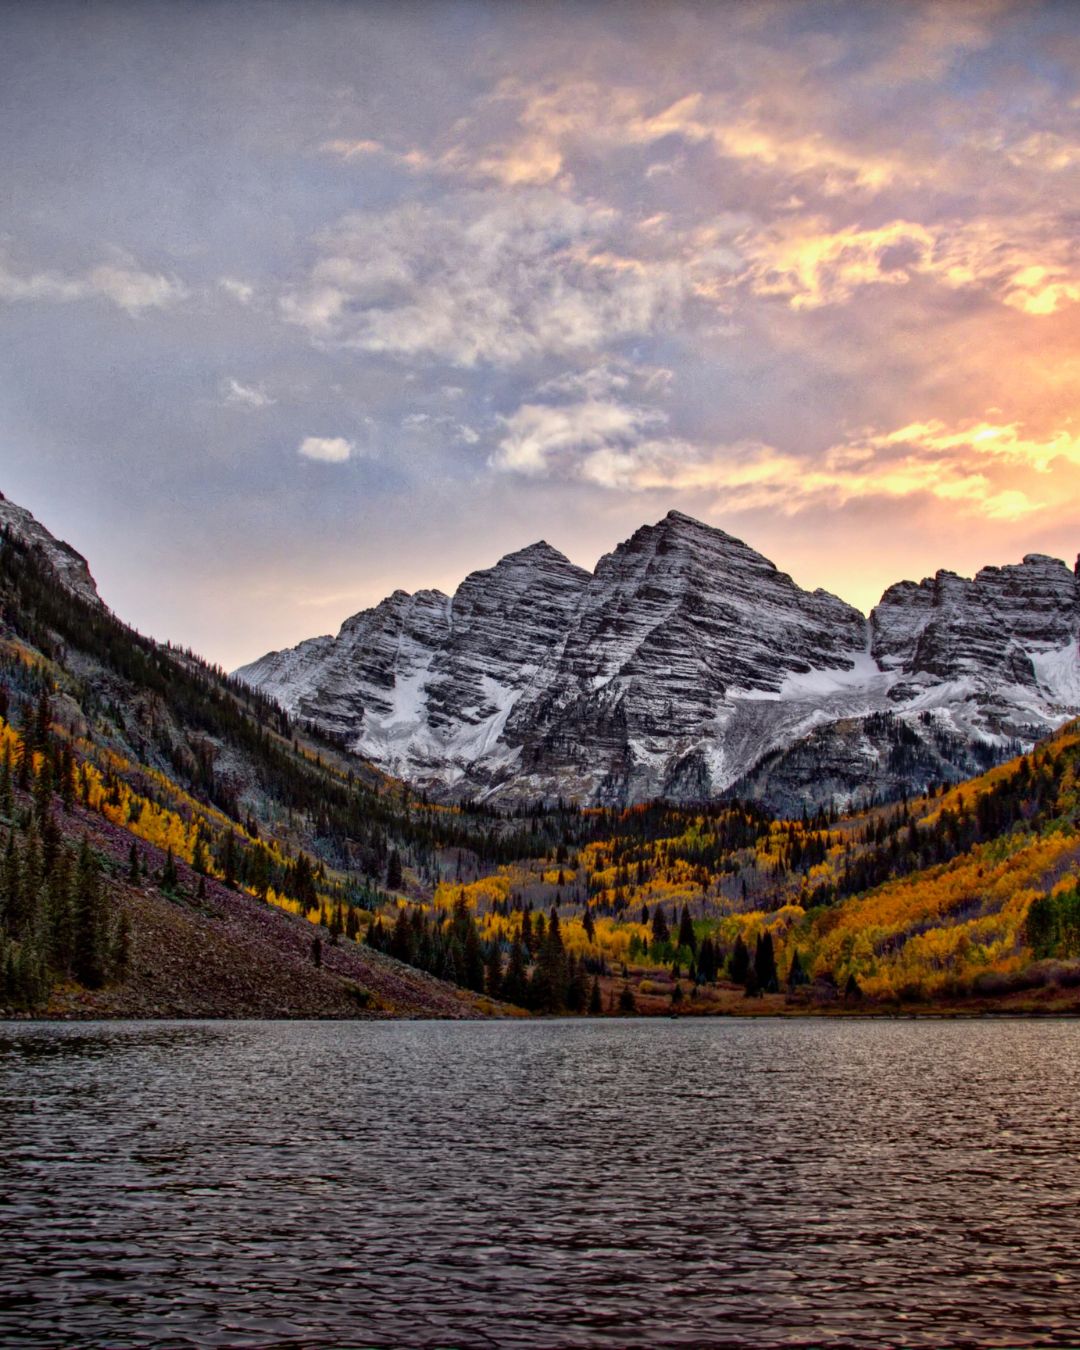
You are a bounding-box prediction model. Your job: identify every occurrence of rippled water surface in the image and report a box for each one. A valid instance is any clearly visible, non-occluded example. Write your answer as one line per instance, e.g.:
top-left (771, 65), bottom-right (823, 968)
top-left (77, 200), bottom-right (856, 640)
top-left (2, 1019), bottom-right (1079, 1347)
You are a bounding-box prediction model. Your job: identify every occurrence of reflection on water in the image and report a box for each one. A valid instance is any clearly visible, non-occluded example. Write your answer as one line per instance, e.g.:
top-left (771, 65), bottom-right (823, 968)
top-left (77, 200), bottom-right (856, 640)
top-left (1, 1018), bottom-right (1078, 1347)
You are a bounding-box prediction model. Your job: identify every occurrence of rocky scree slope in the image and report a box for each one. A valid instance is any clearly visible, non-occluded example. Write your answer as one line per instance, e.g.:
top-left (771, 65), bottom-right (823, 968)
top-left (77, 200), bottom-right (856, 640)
top-left (237, 512), bottom-right (1080, 812)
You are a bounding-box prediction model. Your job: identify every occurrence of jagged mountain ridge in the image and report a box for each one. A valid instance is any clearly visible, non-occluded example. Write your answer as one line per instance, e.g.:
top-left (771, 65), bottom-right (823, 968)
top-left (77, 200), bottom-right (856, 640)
top-left (0, 491), bottom-right (102, 609)
top-left (236, 511), bottom-right (1080, 810)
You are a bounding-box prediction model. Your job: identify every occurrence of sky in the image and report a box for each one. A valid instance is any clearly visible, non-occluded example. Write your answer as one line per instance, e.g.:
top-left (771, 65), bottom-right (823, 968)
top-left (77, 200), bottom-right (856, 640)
top-left (1, 0), bottom-right (1078, 670)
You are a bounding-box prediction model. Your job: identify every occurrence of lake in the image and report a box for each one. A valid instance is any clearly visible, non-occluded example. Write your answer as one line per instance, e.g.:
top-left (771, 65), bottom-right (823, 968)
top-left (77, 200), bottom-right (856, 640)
top-left (2, 1018), bottom-right (1078, 1347)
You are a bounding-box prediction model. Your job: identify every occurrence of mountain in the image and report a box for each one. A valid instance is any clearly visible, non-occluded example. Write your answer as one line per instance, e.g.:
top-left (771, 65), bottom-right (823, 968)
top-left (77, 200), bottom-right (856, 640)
top-left (3, 488), bottom-right (1077, 1019)
top-left (0, 491), bottom-right (103, 609)
top-left (236, 511), bottom-right (1080, 811)
top-left (0, 494), bottom-right (507, 1018)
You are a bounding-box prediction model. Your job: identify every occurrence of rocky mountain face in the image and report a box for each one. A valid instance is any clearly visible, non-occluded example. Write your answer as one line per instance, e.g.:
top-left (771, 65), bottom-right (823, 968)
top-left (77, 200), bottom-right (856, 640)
top-left (236, 511), bottom-right (1080, 812)
top-left (239, 542), bottom-right (593, 787)
top-left (0, 491), bottom-right (102, 608)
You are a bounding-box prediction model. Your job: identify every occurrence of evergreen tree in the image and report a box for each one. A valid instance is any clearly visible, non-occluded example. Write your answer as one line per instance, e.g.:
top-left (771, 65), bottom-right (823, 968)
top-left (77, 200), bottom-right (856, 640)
top-left (0, 744), bottom-right (13, 817)
top-left (754, 932), bottom-right (779, 993)
top-left (503, 935), bottom-right (528, 1007)
top-left (677, 904), bottom-right (697, 955)
top-left (113, 909), bottom-right (131, 978)
top-left (72, 839), bottom-right (107, 988)
top-left (485, 943), bottom-right (503, 999)
top-left (222, 830), bottom-right (237, 889)
top-left (386, 849), bottom-right (403, 890)
top-left (45, 846), bottom-right (74, 974)
top-left (160, 847), bottom-right (179, 893)
top-left (565, 955), bottom-right (586, 1013)
top-left (329, 903), bottom-right (344, 944)
top-left (58, 744), bottom-right (76, 812)
top-left (588, 976), bottom-right (602, 1015)
top-left (192, 834), bottom-right (209, 876)
top-left (463, 923), bottom-right (485, 993)
top-left (520, 907), bottom-right (534, 956)
top-left (787, 948), bottom-right (809, 990)
top-left (32, 755), bottom-right (52, 824)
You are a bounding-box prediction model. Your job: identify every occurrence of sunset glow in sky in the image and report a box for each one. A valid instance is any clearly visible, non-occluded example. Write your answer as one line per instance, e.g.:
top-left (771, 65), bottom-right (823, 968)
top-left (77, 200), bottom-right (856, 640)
top-left (2, 1), bottom-right (1078, 668)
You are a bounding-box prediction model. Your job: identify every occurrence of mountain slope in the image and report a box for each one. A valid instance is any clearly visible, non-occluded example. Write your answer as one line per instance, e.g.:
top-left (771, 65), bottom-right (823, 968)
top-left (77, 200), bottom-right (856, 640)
top-left (0, 499), bottom-right (499, 1017)
top-left (237, 511), bottom-right (1080, 810)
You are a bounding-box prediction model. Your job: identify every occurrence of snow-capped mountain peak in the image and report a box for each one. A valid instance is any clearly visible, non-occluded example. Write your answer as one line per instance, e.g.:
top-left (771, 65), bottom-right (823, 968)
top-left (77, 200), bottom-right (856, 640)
top-left (234, 513), bottom-right (1080, 811)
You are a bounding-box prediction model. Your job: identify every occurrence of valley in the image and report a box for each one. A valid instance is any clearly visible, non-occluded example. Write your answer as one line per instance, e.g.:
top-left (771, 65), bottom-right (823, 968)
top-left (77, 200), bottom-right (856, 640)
top-left (2, 490), bottom-right (1079, 1020)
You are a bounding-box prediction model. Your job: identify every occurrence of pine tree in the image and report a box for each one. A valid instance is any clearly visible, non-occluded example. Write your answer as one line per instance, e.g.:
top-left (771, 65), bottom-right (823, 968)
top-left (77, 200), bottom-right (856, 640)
top-left (192, 834), bottom-right (208, 876)
top-left (45, 847), bottom-right (74, 974)
top-left (503, 935), bottom-right (528, 1006)
top-left (520, 908), bottom-right (534, 956)
top-left (222, 830), bottom-right (237, 889)
top-left (754, 932), bottom-right (779, 993)
top-left (485, 943), bottom-right (503, 999)
top-left (58, 744), bottom-right (76, 812)
top-left (30, 687), bottom-right (51, 756)
top-left (0, 744), bottom-right (13, 817)
top-left (787, 948), bottom-right (809, 990)
top-left (128, 842), bottom-right (140, 884)
top-left (565, 955), bottom-right (586, 1012)
top-left (463, 922), bottom-right (485, 992)
top-left (588, 976), bottom-right (602, 1015)
top-left (73, 839), bottom-right (106, 988)
top-left (386, 849), bottom-right (403, 890)
top-left (113, 909), bottom-right (131, 978)
top-left (160, 848), bottom-right (179, 893)
top-left (32, 755), bottom-right (52, 824)
top-left (730, 934), bottom-right (750, 984)
top-left (390, 906), bottom-right (411, 962)
top-left (677, 904), bottom-right (696, 955)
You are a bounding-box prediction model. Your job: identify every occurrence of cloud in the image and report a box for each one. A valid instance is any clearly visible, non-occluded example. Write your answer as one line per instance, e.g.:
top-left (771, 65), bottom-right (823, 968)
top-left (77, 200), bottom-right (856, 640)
top-left (219, 277), bottom-right (256, 305)
top-left (868, 1), bottom-right (999, 86)
top-left (535, 358), bottom-right (673, 402)
top-left (222, 377), bottom-right (274, 409)
top-left (491, 394), bottom-right (1075, 523)
top-left (320, 137), bottom-right (385, 160)
top-left (0, 250), bottom-right (187, 314)
top-left (298, 435), bottom-right (353, 463)
top-left (742, 215), bottom-right (1080, 314)
top-left (281, 190), bottom-right (684, 366)
top-left (493, 399), bottom-right (667, 477)
top-left (459, 81), bottom-right (900, 196)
